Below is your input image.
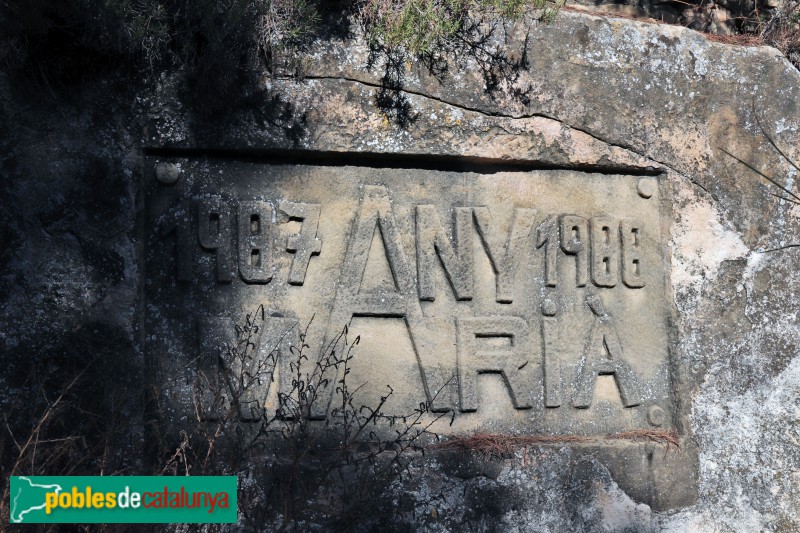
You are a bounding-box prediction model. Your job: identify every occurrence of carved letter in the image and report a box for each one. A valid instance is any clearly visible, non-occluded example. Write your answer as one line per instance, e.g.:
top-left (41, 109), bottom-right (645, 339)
top-left (279, 201), bottom-right (322, 286)
top-left (560, 215), bottom-right (588, 287)
top-left (590, 216), bottom-right (618, 288)
top-left (535, 216), bottom-right (559, 287)
top-left (620, 219), bottom-right (645, 288)
top-left (416, 205), bottom-right (473, 301)
top-left (196, 316), bottom-right (239, 420)
top-left (254, 316), bottom-right (302, 419)
top-left (197, 198), bottom-right (234, 283)
top-left (473, 207), bottom-right (537, 303)
top-left (197, 313), bottom-right (301, 421)
top-left (542, 313), bottom-right (561, 408)
top-left (572, 291), bottom-right (642, 408)
top-left (456, 316), bottom-right (533, 412)
top-left (313, 186), bottom-right (452, 417)
top-left (238, 201), bottom-right (273, 284)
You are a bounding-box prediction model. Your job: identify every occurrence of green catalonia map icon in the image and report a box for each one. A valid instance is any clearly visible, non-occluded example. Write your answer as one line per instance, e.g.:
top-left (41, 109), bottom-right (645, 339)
top-left (10, 477), bottom-right (63, 523)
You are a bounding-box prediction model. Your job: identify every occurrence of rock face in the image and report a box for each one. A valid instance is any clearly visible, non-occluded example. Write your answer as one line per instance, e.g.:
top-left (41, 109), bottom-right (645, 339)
top-left (3, 9), bottom-right (800, 531)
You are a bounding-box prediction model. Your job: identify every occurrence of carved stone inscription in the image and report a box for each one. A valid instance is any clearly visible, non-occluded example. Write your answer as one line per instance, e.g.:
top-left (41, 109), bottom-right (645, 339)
top-left (146, 158), bottom-right (674, 435)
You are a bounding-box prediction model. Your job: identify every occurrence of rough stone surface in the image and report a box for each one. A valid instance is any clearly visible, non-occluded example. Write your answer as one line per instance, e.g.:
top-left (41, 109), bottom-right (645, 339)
top-left (3, 9), bottom-right (800, 531)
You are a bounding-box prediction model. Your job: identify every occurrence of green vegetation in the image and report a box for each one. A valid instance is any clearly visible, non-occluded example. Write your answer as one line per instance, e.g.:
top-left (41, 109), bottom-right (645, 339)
top-left (2, 0), bottom-right (800, 91)
top-left (360, 0), bottom-right (558, 55)
top-left (0, 1), bottom-right (561, 87)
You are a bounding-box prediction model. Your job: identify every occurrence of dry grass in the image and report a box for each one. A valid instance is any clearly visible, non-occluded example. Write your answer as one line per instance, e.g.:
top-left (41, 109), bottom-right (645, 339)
top-left (432, 433), bottom-right (589, 455)
top-left (704, 33), bottom-right (765, 45)
top-left (561, 5), bottom-right (670, 26)
top-left (565, 2), bottom-right (800, 71)
top-left (608, 429), bottom-right (680, 447)
top-left (0, 371), bottom-right (90, 526)
top-left (562, 5), bottom-right (767, 48)
top-left (431, 429), bottom-right (680, 458)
